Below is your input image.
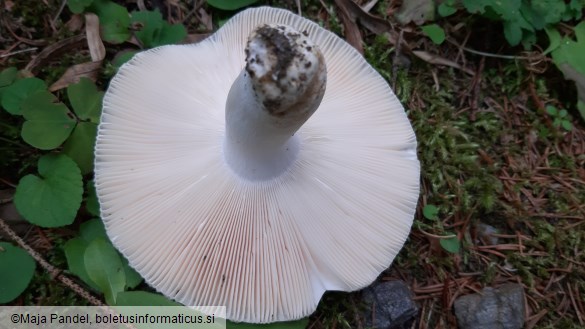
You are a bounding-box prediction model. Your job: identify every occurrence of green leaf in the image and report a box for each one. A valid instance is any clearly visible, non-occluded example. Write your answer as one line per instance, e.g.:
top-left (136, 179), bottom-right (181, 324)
top-left (551, 21), bottom-right (585, 75)
top-left (0, 242), bottom-right (36, 303)
top-left (84, 238), bottom-right (126, 305)
top-left (421, 24), bottom-right (445, 44)
top-left (561, 120), bottom-right (573, 131)
top-left (462, 0), bottom-right (491, 13)
top-left (14, 154), bottom-right (83, 227)
top-left (120, 256), bottom-right (143, 289)
top-left (63, 122), bottom-right (98, 175)
top-left (503, 20), bottom-right (522, 46)
top-left (546, 105), bottom-right (558, 115)
top-left (0, 67), bottom-right (18, 87)
top-left (131, 10), bottom-right (164, 48)
top-left (63, 238), bottom-right (101, 291)
top-left (544, 27), bottom-right (562, 55)
top-left (438, 2), bottom-right (457, 17)
top-left (564, 0), bottom-right (583, 21)
top-left (85, 180), bottom-right (101, 216)
top-left (422, 204), bottom-right (439, 220)
top-left (90, 0), bottom-right (131, 44)
top-left (112, 50), bottom-right (139, 69)
top-left (157, 23), bottom-right (187, 47)
top-left (1, 77), bottom-right (46, 115)
top-left (488, 0), bottom-right (522, 20)
top-left (21, 90), bottom-right (77, 150)
top-left (80, 218), bottom-right (108, 242)
top-left (68, 0), bottom-right (94, 14)
top-left (206, 0), bottom-right (259, 10)
top-left (131, 10), bottom-right (187, 48)
top-left (115, 291), bottom-right (181, 306)
top-left (227, 318), bottom-right (309, 329)
top-left (440, 236), bottom-right (461, 253)
top-left (67, 78), bottom-right (103, 123)
top-left (67, 219), bottom-right (141, 290)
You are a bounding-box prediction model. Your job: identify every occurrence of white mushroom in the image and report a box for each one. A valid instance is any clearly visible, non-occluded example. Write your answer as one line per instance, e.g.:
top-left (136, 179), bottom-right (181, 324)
top-left (95, 6), bottom-right (420, 324)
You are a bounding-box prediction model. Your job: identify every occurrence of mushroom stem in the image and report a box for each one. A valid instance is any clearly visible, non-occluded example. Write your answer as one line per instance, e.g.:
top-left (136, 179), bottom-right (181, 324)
top-left (224, 24), bottom-right (327, 180)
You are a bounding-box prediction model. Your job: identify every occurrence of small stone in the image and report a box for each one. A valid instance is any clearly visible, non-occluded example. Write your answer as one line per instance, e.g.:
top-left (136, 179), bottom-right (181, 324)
top-left (362, 280), bottom-right (419, 329)
top-left (476, 223), bottom-right (499, 246)
top-left (454, 283), bottom-right (525, 329)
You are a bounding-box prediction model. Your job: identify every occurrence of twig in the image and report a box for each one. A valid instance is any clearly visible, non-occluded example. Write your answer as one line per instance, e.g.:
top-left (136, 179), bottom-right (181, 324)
top-left (0, 216), bottom-right (104, 306)
top-left (0, 47), bottom-right (38, 58)
top-left (447, 38), bottom-right (533, 60)
top-left (52, 0), bottom-right (67, 25)
top-left (417, 228), bottom-right (456, 239)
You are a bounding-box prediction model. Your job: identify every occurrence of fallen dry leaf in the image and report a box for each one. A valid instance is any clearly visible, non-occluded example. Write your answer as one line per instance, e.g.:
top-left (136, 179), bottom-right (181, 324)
top-left (333, 0), bottom-right (392, 35)
top-left (48, 61), bottom-right (102, 92)
top-left (334, 0), bottom-right (364, 54)
top-left (25, 34), bottom-right (86, 74)
top-left (85, 13), bottom-right (105, 62)
top-left (65, 14), bottom-right (84, 33)
top-left (4, 0), bottom-right (14, 11)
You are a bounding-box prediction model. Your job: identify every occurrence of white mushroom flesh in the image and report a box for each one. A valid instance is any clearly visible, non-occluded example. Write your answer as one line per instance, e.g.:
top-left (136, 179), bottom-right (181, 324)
top-left (95, 7), bottom-right (420, 324)
top-left (225, 24), bottom-right (326, 180)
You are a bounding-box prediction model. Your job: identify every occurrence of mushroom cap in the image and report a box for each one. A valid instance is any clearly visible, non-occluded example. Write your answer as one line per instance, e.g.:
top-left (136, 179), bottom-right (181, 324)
top-left (95, 6), bottom-right (420, 324)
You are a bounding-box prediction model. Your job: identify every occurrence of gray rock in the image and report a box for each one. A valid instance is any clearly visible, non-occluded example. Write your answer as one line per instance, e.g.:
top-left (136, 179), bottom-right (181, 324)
top-left (454, 283), bottom-right (525, 329)
top-left (476, 223), bottom-right (499, 246)
top-left (362, 280), bottom-right (419, 329)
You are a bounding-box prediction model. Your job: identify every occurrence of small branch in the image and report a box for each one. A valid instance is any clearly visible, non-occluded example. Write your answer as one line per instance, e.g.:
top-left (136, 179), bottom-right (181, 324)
top-left (447, 38), bottom-right (533, 60)
top-left (0, 47), bottom-right (38, 58)
top-left (418, 228), bottom-right (457, 239)
top-left (0, 217), bottom-right (104, 306)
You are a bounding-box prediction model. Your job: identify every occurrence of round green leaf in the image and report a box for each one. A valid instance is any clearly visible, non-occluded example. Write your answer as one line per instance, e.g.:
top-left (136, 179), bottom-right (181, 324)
top-left (131, 10), bottom-right (164, 48)
top-left (131, 10), bottom-right (187, 48)
top-left (63, 122), bottom-right (98, 174)
top-left (0, 67), bottom-right (18, 87)
top-left (14, 154), bottom-right (83, 227)
top-left (21, 90), bottom-right (77, 150)
top-left (422, 204), bottom-right (439, 220)
top-left (84, 238), bottom-right (126, 305)
top-left (80, 218), bottom-right (107, 242)
top-left (67, 78), bottom-right (103, 123)
top-left (90, 0), bottom-right (131, 44)
top-left (0, 242), bottom-right (36, 303)
top-left (440, 236), bottom-right (461, 253)
top-left (421, 24), bottom-right (446, 45)
top-left (156, 23), bottom-right (187, 47)
top-left (546, 105), bottom-right (558, 116)
top-left (1, 77), bottom-right (46, 115)
top-left (67, 0), bottom-right (94, 14)
top-left (438, 2), bottom-right (457, 17)
top-left (63, 238), bottom-right (101, 291)
top-left (206, 0), bottom-right (258, 10)
top-left (561, 120), bottom-right (573, 131)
